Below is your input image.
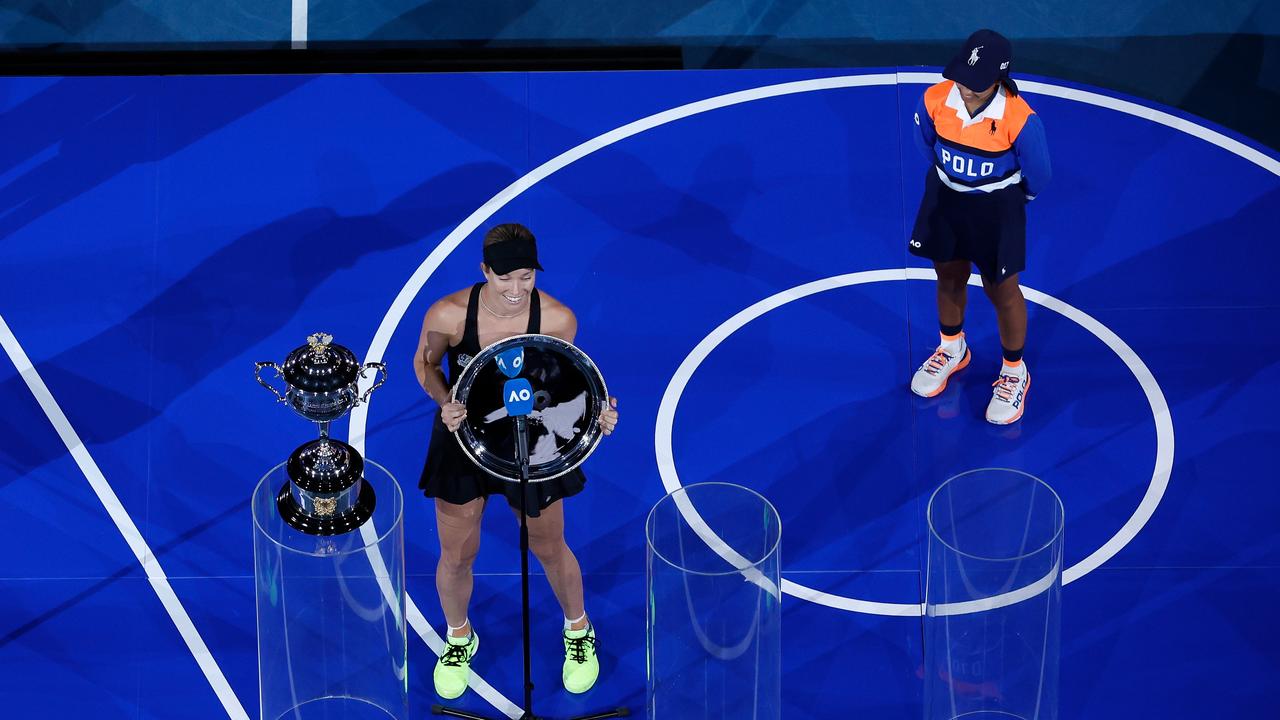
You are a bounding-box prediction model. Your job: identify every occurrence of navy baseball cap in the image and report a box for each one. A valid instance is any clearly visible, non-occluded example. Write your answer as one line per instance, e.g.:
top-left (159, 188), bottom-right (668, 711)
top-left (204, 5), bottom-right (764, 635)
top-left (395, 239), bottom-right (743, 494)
top-left (943, 29), bottom-right (1014, 91)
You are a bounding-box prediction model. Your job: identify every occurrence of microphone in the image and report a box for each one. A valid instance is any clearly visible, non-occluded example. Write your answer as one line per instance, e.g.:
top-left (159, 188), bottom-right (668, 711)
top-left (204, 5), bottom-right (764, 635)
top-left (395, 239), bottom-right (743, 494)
top-left (503, 378), bottom-right (535, 417)
top-left (495, 346), bottom-right (525, 379)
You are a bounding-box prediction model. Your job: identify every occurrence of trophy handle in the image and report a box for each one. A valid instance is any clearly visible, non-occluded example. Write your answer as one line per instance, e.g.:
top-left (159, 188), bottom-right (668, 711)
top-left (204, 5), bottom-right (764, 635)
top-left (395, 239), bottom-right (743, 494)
top-left (358, 362), bottom-right (387, 404)
top-left (254, 362), bottom-right (288, 402)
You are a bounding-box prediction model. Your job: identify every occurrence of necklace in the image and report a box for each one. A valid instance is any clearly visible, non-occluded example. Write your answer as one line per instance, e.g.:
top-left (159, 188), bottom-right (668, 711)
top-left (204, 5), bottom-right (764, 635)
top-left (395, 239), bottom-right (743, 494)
top-left (479, 286), bottom-right (526, 319)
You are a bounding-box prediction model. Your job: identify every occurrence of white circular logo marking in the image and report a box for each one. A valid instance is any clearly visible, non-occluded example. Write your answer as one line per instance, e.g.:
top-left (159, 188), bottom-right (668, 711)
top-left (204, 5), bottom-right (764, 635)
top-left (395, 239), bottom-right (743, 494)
top-left (654, 269), bottom-right (1174, 616)
top-left (339, 71), bottom-right (1276, 709)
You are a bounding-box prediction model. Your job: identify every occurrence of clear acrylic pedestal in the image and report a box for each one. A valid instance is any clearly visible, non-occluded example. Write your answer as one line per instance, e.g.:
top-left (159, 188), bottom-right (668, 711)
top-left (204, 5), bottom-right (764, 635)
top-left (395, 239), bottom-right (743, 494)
top-left (252, 460), bottom-right (406, 720)
top-left (924, 468), bottom-right (1064, 720)
top-left (645, 482), bottom-right (782, 720)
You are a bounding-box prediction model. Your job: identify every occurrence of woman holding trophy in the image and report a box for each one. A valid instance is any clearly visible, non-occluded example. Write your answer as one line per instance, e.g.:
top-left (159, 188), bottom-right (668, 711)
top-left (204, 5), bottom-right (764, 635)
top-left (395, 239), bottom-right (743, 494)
top-left (413, 223), bottom-right (620, 701)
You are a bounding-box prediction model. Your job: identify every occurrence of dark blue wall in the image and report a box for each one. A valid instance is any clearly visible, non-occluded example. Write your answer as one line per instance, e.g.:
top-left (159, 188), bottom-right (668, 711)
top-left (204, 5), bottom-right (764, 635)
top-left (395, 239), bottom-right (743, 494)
top-left (1, 1), bottom-right (1277, 147)
top-left (1, 1), bottom-right (1277, 45)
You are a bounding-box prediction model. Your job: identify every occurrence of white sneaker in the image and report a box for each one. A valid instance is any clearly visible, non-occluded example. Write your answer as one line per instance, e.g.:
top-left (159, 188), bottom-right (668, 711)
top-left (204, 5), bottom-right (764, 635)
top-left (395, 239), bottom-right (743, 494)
top-left (986, 362), bottom-right (1030, 425)
top-left (911, 339), bottom-right (971, 398)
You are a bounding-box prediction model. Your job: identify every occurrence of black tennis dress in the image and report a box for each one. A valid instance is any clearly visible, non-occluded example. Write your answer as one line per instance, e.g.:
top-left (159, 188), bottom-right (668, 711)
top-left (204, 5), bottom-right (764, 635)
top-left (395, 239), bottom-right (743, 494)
top-left (419, 283), bottom-right (587, 514)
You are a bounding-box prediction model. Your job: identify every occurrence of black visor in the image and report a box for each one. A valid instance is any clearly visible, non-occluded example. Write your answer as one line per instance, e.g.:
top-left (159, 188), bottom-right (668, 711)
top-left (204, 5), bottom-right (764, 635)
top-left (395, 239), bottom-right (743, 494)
top-left (483, 237), bottom-right (544, 275)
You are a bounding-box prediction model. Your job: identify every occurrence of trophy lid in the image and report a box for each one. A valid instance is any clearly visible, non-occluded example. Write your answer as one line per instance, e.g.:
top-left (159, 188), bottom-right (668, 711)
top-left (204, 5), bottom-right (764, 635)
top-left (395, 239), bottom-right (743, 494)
top-left (286, 437), bottom-right (365, 494)
top-left (281, 332), bottom-right (361, 393)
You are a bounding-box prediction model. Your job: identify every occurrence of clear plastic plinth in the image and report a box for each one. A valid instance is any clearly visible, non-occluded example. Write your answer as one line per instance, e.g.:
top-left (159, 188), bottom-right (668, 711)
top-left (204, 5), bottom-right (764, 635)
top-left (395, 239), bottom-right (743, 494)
top-left (252, 460), bottom-right (407, 720)
top-left (645, 482), bottom-right (782, 720)
top-left (924, 468), bottom-right (1064, 720)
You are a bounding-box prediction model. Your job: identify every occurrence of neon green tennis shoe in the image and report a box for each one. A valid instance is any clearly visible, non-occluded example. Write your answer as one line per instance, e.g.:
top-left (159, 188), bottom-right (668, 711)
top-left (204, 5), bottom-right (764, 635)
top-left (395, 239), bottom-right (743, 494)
top-left (562, 624), bottom-right (599, 694)
top-left (433, 630), bottom-right (479, 700)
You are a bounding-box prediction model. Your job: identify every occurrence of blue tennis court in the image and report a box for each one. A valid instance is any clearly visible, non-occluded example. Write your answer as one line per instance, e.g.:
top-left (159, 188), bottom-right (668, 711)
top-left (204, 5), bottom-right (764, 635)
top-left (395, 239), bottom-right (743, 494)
top-left (0, 68), bottom-right (1276, 719)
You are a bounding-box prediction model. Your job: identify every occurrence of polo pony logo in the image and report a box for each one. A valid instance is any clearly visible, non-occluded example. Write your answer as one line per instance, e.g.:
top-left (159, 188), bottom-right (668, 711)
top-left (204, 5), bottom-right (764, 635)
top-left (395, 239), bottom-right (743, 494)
top-left (1000, 61), bottom-right (1010, 70)
top-left (968, 46), bottom-right (983, 66)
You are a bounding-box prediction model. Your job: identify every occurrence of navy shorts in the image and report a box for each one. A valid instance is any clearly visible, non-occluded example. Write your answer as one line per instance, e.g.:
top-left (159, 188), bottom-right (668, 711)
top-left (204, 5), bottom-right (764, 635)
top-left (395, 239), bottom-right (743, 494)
top-left (909, 168), bottom-right (1027, 283)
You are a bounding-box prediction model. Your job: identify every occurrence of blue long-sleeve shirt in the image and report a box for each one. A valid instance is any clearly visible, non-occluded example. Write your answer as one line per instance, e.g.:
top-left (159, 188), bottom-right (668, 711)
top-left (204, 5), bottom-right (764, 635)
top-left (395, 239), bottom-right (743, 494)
top-left (914, 81), bottom-right (1051, 199)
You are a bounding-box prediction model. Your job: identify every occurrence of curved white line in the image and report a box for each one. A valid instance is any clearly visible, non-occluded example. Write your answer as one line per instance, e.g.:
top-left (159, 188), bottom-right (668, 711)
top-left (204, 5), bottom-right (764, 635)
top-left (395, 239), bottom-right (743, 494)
top-left (928, 563), bottom-right (1061, 618)
top-left (654, 268), bottom-right (1174, 615)
top-left (897, 72), bottom-right (1280, 178)
top-left (354, 510), bottom-right (523, 718)
top-left (1018, 279), bottom-right (1176, 584)
top-left (346, 69), bottom-right (1272, 704)
top-left (350, 74), bottom-right (899, 375)
top-left (349, 73), bottom-right (898, 712)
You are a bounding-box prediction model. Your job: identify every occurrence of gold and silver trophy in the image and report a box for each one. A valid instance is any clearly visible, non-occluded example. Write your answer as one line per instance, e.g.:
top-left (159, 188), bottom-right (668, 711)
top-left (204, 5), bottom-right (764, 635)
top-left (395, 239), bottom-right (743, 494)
top-left (254, 332), bottom-right (386, 536)
top-left (251, 333), bottom-right (407, 720)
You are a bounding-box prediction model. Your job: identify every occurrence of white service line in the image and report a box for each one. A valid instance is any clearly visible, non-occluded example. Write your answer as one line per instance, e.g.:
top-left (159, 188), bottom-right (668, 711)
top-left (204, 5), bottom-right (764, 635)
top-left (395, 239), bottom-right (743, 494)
top-left (0, 313), bottom-right (250, 720)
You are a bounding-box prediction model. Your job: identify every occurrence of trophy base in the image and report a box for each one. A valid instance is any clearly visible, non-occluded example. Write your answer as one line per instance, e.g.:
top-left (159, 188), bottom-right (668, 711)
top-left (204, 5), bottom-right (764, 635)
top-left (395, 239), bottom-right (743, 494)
top-left (276, 479), bottom-right (377, 536)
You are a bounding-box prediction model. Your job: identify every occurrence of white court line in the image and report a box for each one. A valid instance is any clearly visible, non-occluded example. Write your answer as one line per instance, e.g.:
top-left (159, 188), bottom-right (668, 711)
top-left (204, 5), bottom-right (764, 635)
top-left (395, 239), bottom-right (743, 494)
top-left (347, 73), bottom-right (902, 715)
top-left (926, 563), bottom-right (1060, 618)
top-left (348, 69), bottom-right (1275, 707)
top-left (0, 313), bottom-right (250, 720)
top-left (351, 390), bottom-right (523, 718)
top-left (654, 269), bottom-right (1176, 615)
top-left (405, 595), bottom-right (523, 719)
top-left (291, 0), bottom-right (308, 49)
top-left (898, 71), bottom-right (1280, 177)
top-left (667, 486), bottom-right (781, 599)
top-left (4, 67), bottom-right (1264, 719)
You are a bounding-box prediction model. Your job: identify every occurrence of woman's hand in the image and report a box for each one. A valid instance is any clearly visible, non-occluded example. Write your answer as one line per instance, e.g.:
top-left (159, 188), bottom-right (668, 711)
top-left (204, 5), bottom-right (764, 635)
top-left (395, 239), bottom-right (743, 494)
top-left (441, 401), bottom-right (468, 432)
top-left (599, 397), bottom-right (619, 436)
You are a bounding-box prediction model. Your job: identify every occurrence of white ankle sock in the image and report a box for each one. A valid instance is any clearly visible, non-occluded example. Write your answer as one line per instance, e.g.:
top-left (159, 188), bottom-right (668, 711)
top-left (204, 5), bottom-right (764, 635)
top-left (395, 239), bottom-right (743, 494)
top-left (447, 618), bottom-right (472, 642)
top-left (564, 613), bottom-right (587, 631)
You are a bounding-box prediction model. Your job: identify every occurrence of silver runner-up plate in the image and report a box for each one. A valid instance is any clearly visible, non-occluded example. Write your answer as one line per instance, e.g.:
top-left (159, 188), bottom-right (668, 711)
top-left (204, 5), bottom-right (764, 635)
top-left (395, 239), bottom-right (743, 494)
top-left (451, 334), bottom-right (608, 482)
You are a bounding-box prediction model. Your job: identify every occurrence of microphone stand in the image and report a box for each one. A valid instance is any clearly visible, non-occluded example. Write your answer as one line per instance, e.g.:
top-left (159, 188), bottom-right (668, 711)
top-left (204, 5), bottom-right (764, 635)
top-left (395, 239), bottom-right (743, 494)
top-left (433, 414), bottom-right (628, 720)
